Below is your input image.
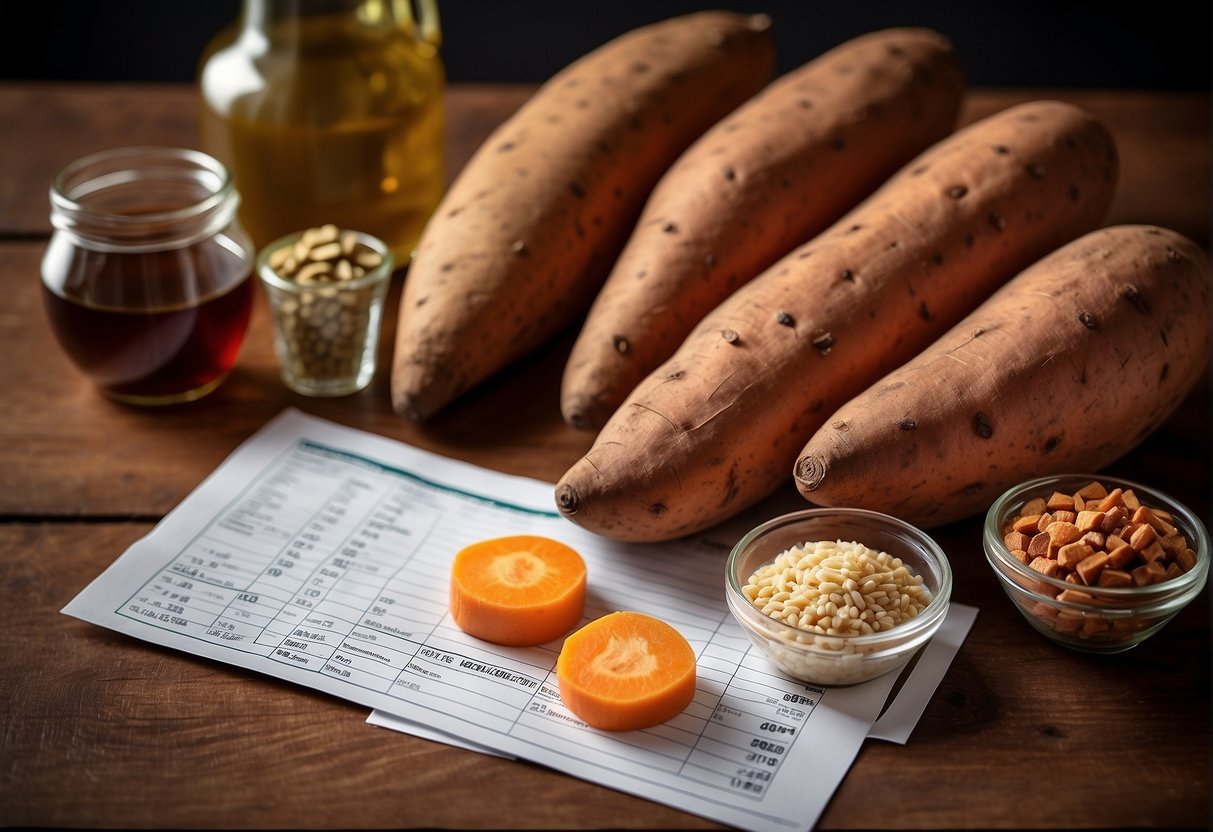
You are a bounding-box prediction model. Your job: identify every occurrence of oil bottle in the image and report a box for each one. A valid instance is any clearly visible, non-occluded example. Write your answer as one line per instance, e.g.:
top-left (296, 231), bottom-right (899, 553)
top-left (198, 0), bottom-right (444, 265)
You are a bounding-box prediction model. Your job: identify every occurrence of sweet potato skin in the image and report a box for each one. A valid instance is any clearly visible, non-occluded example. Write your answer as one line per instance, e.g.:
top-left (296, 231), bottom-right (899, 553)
top-left (560, 27), bottom-right (966, 430)
top-left (390, 12), bottom-right (776, 422)
top-left (794, 225), bottom-right (1210, 527)
top-left (554, 100), bottom-right (1119, 542)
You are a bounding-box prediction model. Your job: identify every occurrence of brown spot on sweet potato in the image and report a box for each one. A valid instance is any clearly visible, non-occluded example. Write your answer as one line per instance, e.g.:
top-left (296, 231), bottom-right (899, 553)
top-left (1044, 436), bottom-right (1062, 453)
top-left (992, 144), bottom-right (1009, 155)
top-left (947, 185), bottom-right (968, 199)
top-left (811, 333), bottom-right (833, 355)
top-left (989, 212), bottom-right (1005, 231)
top-left (1077, 311), bottom-right (1099, 330)
top-left (897, 418), bottom-right (917, 431)
top-left (840, 268), bottom-right (855, 282)
top-left (776, 310), bottom-right (795, 327)
top-left (973, 412), bottom-right (994, 439)
top-left (649, 502), bottom-right (667, 518)
top-left (613, 335), bottom-right (629, 355)
top-left (662, 222), bottom-right (678, 233)
top-left (723, 166), bottom-right (736, 181)
top-left (721, 464), bottom-right (740, 506)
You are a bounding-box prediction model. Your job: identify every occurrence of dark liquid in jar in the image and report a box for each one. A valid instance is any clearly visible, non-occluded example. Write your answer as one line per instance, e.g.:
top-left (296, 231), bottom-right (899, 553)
top-left (42, 236), bottom-right (254, 403)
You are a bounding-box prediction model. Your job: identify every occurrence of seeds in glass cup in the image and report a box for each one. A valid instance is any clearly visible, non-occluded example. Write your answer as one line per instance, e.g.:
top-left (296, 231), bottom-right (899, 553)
top-left (264, 225), bottom-right (388, 388)
top-left (268, 224), bottom-right (384, 282)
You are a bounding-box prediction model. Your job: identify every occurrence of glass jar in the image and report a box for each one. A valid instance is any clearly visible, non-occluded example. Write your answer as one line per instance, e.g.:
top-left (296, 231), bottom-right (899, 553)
top-left (198, 0), bottom-right (445, 265)
top-left (41, 146), bottom-right (255, 405)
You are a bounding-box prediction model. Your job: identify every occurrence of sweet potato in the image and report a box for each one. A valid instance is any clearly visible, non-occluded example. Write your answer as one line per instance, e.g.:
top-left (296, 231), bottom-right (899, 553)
top-left (390, 11), bottom-right (776, 421)
top-left (556, 611), bottom-right (697, 732)
top-left (554, 100), bottom-right (1118, 542)
top-left (794, 225), bottom-right (1210, 527)
top-left (560, 27), bottom-right (966, 430)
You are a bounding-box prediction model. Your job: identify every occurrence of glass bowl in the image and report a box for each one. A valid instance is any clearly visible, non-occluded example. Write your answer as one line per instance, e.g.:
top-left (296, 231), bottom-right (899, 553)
top-left (984, 473), bottom-right (1209, 654)
top-left (725, 508), bottom-right (952, 686)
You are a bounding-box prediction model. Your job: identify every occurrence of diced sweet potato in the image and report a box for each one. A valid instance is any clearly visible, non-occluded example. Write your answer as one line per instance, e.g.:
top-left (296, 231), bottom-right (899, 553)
top-left (1047, 521), bottom-right (1083, 548)
top-left (1076, 510), bottom-right (1106, 533)
top-left (1057, 541), bottom-right (1094, 570)
top-left (1097, 569), bottom-right (1132, 588)
top-left (1047, 491), bottom-right (1076, 511)
top-left (1075, 551), bottom-right (1110, 585)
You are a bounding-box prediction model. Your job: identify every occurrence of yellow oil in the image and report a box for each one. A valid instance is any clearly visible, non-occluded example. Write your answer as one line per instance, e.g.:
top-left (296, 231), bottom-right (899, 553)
top-left (199, 8), bottom-right (445, 264)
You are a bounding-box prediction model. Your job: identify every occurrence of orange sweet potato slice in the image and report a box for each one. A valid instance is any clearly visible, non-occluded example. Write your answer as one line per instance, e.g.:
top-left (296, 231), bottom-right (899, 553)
top-left (449, 535), bottom-right (587, 646)
top-left (556, 611), bottom-right (696, 731)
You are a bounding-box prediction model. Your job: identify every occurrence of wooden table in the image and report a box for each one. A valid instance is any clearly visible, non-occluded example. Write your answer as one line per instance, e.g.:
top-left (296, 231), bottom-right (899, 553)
top-left (0, 82), bottom-right (1208, 830)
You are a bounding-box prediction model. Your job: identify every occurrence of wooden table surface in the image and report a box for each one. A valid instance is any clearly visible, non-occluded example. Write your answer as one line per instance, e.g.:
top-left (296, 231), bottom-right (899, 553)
top-left (0, 82), bottom-right (1208, 830)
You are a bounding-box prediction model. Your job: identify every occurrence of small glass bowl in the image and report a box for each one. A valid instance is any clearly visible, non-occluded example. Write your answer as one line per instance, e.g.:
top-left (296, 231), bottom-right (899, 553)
top-left (725, 508), bottom-right (952, 686)
top-left (257, 227), bottom-right (395, 397)
top-left (984, 474), bottom-right (1209, 654)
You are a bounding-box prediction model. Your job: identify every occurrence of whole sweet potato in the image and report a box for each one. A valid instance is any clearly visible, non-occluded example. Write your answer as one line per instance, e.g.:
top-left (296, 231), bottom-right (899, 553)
top-left (560, 27), bottom-right (966, 430)
top-left (390, 11), bottom-right (775, 422)
top-left (794, 225), bottom-right (1210, 527)
top-left (555, 100), bottom-right (1119, 542)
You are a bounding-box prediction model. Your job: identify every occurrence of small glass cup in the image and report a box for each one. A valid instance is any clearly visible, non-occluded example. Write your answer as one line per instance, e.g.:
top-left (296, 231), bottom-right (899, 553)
top-left (257, 227), bottom-right (394, 397)
top-left (41, 146), bottom-right (255, 405)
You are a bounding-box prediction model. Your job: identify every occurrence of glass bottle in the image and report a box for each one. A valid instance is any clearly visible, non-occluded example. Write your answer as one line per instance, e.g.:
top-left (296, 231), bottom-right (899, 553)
top-left (41, 146), bottom-right (255, 405)
top-left (198, 0), bottom-right (445, 265)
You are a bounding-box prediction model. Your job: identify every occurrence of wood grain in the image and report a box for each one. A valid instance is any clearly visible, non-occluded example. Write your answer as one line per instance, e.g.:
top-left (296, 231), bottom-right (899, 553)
top-left (0, 81), bottom-right (1208, 830)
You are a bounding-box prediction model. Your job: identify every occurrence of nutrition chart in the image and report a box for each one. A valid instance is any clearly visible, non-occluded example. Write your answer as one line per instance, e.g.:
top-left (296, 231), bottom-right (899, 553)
top-left (64, 408), bottom-right (974, 832)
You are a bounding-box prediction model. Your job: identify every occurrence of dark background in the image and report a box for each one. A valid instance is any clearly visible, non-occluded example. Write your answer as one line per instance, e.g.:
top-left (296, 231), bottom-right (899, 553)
top-left (1, 0), bottom-right (1210, 90)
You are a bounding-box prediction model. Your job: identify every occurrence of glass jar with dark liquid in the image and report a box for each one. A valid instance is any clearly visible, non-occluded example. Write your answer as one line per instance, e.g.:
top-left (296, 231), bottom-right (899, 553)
top-left (41, 146), bottom-right (255, 405)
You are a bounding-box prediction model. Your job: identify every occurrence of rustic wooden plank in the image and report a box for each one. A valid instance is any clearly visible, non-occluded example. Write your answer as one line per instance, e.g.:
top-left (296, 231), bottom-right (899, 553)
top-left (1, 85), bottom-right (1206, 244)
top-left (0, 82), bottom-right (534, 236)
top-left (1, 522), bottom-right (1205, 828)
top-left (0, 523), bottom-right (717, 829)
top-left (1, 81), bottom-right (1209, 831)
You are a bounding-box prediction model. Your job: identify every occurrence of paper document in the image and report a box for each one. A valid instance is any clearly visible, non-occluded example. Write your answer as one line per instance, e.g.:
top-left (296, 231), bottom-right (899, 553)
top-left (63, 408), bottom-right (974, 832)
